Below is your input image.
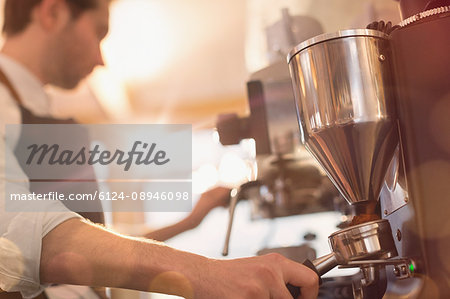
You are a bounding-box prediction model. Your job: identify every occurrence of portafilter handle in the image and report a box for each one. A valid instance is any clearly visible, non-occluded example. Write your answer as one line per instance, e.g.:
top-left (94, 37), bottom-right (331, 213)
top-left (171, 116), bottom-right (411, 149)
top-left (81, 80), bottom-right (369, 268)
top-left (310, 252), bottom-right (339, 276)
top-left (286, 258), bottom-right (327, 298)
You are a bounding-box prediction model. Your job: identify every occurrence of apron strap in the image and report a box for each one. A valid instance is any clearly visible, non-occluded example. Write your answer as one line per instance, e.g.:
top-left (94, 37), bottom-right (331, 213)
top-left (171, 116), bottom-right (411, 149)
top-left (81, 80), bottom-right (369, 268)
top-left (0, 67), bottom-right (23, 105)
top-left (0, 68), bottom-right (50, 299)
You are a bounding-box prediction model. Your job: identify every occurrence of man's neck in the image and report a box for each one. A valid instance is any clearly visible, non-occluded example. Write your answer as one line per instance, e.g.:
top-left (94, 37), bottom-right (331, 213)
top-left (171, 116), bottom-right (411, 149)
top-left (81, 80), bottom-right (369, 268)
top-left (1, 37), bottom-right (47, 84)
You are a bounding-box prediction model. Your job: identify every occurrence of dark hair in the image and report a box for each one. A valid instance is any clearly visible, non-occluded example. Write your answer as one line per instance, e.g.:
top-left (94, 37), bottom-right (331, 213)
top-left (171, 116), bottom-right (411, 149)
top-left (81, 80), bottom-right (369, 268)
top-left (2, 0), bottom-right (99, 36)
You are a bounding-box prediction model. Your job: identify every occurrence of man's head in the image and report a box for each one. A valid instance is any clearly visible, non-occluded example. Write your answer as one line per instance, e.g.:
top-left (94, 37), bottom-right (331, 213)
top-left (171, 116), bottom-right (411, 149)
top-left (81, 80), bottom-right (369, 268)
top-left (2, 0), bottom-right (110, 89)
top-left (3, 0), bottom-right (100, 37)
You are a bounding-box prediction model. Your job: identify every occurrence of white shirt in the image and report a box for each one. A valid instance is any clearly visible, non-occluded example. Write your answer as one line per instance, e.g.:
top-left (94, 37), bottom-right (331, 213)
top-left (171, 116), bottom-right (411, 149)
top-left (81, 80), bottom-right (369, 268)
top-left (0, 53), bottom-right (81, 298)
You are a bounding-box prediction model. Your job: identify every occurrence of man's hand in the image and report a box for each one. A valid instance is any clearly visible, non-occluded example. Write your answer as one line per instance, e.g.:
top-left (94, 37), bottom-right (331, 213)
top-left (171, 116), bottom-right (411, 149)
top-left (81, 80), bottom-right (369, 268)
top-left (187, 186), bottom-right (230, 229)
top-left (199, 253), bottom-right (319, 299)
top-left (41, 219), bottom-right (319, 299)
top-left (366, 20), bottom-right (400, 35)
top-left (143, 186), bottom-right (230, 241)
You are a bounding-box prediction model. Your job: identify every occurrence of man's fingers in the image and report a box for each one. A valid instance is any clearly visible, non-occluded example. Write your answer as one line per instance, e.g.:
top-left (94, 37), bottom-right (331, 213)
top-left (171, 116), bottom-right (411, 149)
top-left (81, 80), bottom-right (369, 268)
top-left (366, 20), bottom-right (400, 35)
top-left (377, 20), bottom-right (385, 31)
top-left (366, 21), bottom-right (378, 30)
top-left (278, 284), bottom-right (297, 299)
top-left (281, 259), bottom-right (319, 299)
top-left (385, 21), bottom-right (392, 34)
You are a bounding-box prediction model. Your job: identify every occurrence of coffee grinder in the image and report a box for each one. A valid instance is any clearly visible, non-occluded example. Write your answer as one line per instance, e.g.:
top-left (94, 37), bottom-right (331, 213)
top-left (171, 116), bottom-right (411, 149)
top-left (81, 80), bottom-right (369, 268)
top-left (288, 5), bottom-right (450, 298)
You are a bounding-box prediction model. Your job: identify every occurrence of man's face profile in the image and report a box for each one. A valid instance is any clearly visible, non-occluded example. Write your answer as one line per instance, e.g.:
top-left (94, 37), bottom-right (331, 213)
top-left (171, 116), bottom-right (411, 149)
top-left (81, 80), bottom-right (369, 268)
top-left (45, 0), bottom-right (110, 89)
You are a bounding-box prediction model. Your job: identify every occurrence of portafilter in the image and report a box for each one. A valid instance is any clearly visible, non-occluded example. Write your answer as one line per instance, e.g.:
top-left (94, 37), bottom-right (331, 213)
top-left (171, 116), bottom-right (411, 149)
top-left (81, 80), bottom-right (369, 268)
top-left (288, 219), bottom-right (398, 297)
top-left (308, 219), bottom-right (397, 276)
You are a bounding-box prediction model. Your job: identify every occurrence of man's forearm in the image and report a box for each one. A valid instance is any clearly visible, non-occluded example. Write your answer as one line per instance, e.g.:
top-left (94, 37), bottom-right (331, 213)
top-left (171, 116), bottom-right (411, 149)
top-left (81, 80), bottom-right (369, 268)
top-left (40, 218), bottom-right (208, 298)
top-left (40, 218), bottom-right (319, 299)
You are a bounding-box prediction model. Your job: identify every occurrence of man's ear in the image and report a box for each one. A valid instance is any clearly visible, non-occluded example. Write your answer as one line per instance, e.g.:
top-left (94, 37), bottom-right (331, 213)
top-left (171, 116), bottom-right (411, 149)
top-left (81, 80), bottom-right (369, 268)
top-left (32, 0), bottom-right (71, 33)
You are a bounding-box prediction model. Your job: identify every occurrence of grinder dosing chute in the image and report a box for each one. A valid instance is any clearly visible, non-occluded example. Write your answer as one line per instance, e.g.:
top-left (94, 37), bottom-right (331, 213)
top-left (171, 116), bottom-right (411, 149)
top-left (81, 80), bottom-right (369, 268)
top-left (287, 29), bottom-right (399, 206)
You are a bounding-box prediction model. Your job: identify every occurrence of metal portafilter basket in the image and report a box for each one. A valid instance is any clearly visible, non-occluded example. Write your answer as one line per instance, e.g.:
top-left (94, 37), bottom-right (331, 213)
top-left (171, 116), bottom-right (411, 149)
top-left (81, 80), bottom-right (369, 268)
top-left (308, 219), bottom-right (397, 275)
top-left (287, 219), bottom-right (398, 297)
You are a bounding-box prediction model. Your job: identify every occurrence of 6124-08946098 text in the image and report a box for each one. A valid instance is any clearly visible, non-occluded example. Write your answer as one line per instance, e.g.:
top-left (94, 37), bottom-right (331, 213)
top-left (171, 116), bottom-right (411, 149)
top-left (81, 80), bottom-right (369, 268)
top-left (9, 191), bottom-right (190, 201)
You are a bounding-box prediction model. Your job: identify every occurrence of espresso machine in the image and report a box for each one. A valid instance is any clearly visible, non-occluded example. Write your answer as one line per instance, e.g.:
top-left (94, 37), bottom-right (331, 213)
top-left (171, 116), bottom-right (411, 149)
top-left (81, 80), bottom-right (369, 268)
top-left (287, 2), bottom-right (450, 298)
top-left (217, 61), bottom-right (341, 259)
top-left (216, 10), bottom-right (340, 225)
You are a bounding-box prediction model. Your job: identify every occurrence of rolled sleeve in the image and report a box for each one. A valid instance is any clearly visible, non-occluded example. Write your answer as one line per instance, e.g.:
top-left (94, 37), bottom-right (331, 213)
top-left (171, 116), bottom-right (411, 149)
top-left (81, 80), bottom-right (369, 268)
top-left (0, 209), bottom-right (81, 298)
top-left (1, 123), bottom-right (82, 298)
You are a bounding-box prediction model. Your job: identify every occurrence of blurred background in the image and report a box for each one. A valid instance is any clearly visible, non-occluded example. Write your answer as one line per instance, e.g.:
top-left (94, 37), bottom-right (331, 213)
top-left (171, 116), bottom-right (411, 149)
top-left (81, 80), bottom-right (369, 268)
top-left (0, 0), bottom-right (399, 125)
top-left (1, 0), bottom-right (401, 298)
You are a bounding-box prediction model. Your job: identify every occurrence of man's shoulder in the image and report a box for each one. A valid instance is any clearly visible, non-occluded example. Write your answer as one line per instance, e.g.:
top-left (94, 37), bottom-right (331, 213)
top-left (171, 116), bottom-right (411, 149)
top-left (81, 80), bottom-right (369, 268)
top-left (0, 84), bottom-right (21, 138)
top-left (0, 82), bottom-right (19, 108)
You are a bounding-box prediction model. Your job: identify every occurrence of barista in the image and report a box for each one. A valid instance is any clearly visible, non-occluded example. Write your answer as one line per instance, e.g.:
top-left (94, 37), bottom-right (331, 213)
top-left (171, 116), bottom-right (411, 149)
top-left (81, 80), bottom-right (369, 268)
top-left (0, 0), bottom-right (319, 298)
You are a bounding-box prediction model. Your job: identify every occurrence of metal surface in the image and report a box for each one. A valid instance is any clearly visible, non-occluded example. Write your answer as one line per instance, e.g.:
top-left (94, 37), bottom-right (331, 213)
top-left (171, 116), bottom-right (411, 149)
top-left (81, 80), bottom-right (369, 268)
top-left (312, 252), bottom-right (339, 276)
top-left (312, 220), bottom-right (398, 276)
top-left (222, 188), bottom-right (239, 256)
top-left (288, 30), bottom-right (399, 204)
top-left (379, 146), bottom-right (409, 215)
top-left (287, 29), bottom-right (387, 63)
top-left (379, 184), bottom-right (408, 216)
top-left (329, 219), bottom-right (398, 263)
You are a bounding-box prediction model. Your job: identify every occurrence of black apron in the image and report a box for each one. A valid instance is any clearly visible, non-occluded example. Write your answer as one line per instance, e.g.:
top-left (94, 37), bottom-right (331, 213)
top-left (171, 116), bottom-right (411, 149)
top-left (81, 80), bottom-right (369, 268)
top-left (0, 68), bottom-right (104, 224)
